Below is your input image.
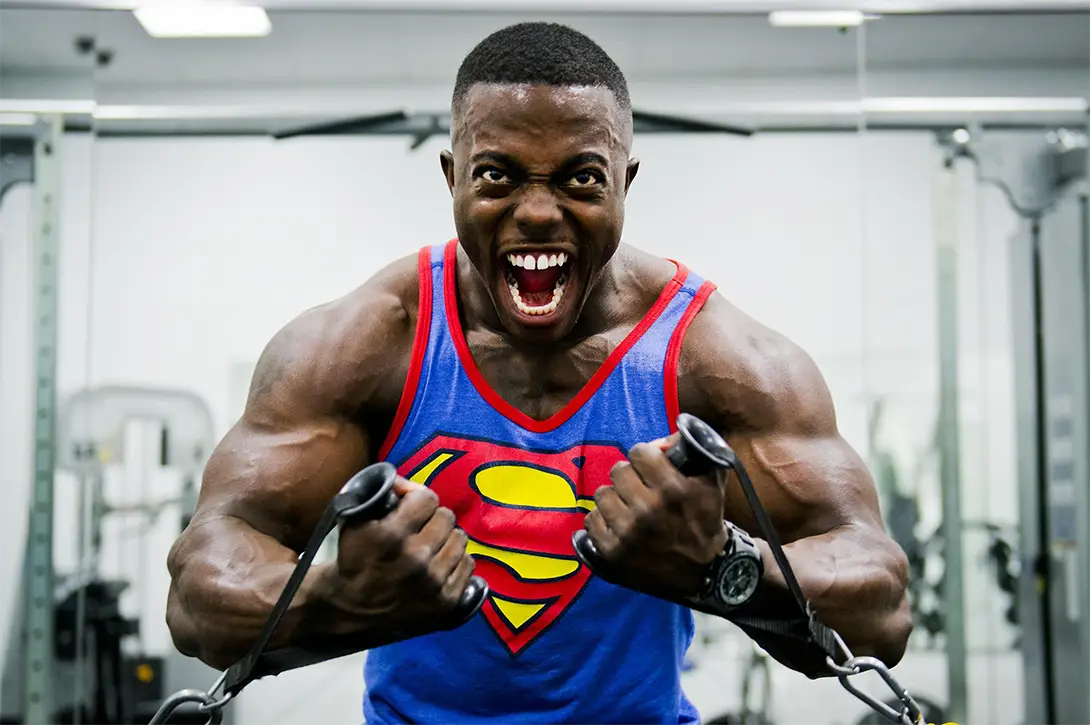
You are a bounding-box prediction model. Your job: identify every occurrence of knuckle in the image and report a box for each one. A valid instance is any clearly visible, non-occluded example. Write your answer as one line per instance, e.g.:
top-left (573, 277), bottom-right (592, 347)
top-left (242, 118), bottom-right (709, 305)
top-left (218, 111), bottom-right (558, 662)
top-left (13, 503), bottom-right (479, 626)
top-left (371, 521), bottom-right (402, 554)
top-left (610, 516), bottom-right (634, 544)
top-left (406, 543), bottom-right (433, 573)
top-left (609, 461), bottom-right (629, 483)
top-left (660, 477), bottom-right (687, 503)
top-left (435, 506), bottom-right (457, 530)
top-left (627, 442), bottom-right (653, 464)
top-left (596, 536), bottom-right (621, 560)
top-left (409, 486), bottom-right (440, 511)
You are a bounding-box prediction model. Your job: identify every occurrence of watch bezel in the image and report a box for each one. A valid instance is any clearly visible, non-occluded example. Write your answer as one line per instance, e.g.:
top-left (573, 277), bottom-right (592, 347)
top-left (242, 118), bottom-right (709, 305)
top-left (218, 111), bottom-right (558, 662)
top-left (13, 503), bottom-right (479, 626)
top-left (715, 553), bottom-right (762, 607)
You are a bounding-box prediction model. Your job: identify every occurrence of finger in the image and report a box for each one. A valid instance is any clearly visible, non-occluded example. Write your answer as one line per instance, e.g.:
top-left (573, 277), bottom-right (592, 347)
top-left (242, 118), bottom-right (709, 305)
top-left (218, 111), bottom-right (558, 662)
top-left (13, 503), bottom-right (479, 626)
top-left (440, 550), bottom-right (477, 609)
top-left (424, 519), bottom-right (465, 582)
top-left (386, 484), bottom-right (440, 534)
top-left (392, 477), bottom-right (427, 496)
top-left (594, 485), bottom-right (631, 535)
top-left (584, 507), bottom-right (622, 559)
top-left (627, 441), bottom-right (685, 490)
top-left (411, 505), bottom-right (457, 555)
top-left (646, 431), bottom-right (681, 450)
top-left (609, 460), bottom-right (650, 501)
top-left (609, 460), bottom-right (657, 509)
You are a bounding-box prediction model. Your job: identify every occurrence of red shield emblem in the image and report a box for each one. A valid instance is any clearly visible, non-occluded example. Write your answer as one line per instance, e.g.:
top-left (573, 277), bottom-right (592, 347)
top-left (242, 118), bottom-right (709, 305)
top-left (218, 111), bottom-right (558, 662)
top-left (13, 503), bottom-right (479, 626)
top-left (398, 434), bottom-right (626, 657)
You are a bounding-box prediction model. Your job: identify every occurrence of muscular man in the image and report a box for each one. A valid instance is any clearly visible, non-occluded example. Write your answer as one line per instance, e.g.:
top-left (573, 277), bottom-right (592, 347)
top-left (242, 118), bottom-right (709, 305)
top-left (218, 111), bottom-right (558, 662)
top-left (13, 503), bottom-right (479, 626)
top-left (166, 22), bottom-right (912, 724)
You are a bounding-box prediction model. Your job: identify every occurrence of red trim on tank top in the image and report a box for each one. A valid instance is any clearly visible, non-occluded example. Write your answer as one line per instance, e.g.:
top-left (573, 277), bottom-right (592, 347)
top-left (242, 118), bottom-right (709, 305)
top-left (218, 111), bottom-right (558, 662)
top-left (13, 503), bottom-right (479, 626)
top-left (664, 280), bottom-right (717, 433)
top-left (377, 247), bottom-right (434, 461)
top-left (443, 238), bottom-right (688, 434)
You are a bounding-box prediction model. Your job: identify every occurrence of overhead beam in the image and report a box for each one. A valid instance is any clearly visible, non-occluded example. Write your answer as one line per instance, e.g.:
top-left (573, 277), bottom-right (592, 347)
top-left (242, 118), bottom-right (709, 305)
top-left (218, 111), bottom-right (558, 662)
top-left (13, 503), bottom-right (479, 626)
top-left (1, 0), bottom-right (1088, 12)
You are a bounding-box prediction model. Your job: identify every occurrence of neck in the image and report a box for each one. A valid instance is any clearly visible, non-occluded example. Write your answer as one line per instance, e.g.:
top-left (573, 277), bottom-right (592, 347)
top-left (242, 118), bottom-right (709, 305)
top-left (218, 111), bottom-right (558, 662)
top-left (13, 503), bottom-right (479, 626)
top-left (455, 243), bottom-right (631, 349)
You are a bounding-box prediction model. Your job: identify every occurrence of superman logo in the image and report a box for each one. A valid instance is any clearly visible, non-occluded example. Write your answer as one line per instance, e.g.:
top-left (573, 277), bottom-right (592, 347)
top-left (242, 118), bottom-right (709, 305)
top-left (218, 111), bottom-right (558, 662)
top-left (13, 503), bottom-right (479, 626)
top-left (398, 434), bottom-right (627, 657)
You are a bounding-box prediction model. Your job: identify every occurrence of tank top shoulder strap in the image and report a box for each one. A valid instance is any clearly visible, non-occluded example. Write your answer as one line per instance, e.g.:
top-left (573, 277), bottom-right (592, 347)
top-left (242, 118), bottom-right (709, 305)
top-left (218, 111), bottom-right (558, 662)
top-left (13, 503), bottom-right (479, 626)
top-left (376, 242), bottom-right (449, 460)
top-left (657, 261), bottom-right (717, 434)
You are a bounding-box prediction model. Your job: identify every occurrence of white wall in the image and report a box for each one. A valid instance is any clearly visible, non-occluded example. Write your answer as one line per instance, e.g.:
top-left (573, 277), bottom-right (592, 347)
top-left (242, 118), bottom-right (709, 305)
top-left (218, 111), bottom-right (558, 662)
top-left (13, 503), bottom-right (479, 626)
top-left (0, 125), bottom-right (1032, 723)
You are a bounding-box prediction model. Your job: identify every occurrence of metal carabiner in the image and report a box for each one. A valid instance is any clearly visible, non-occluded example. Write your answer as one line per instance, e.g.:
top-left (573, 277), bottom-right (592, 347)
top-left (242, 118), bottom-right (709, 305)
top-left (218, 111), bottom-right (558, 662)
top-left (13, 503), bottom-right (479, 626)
top-left (147, 688), bottom-right (225, 725)
top-left (149, 671), bottom-right (233, 725)
top-left (832, 656), bottom-right (925, 725)
top-left (824, 630), bottom-right (924, 725)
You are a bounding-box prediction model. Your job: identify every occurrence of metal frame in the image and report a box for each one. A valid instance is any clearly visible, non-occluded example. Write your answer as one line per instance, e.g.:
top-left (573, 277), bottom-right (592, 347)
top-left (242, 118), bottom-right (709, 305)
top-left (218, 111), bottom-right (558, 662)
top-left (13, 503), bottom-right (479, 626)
top-left (1, 0), bottom-right (1089, 11)
top-left (25, 113), bottom-right (63, 725)
top-left (11, 113), bottom-right (64, 725)
top-left (931, 151), bottom-right (969, 725)
top-left (953, 126), bottom-right (1090, 725)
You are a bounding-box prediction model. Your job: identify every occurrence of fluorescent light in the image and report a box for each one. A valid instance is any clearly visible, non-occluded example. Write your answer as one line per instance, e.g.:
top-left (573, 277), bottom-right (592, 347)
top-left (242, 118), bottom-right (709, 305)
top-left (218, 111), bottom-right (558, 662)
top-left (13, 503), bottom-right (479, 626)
top-left (863, 97), bottom-right (1088, 113)
top-left (0, 99), bottom-right (97, 115)
top-left (0, 112), bottom-right (40, 126)
top-left (768, 10), bottom-right (866, 27)
top-left (133, 5), bottom-right (272, 38)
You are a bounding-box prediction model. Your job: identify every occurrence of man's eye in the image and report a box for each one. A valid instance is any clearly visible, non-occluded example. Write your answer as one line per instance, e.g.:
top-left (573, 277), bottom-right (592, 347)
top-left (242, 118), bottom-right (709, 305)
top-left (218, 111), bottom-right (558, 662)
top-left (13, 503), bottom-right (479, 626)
top-left (478, 168), bottom-right (509, 183)
top-left (568, 171), bottom-right (602, 187)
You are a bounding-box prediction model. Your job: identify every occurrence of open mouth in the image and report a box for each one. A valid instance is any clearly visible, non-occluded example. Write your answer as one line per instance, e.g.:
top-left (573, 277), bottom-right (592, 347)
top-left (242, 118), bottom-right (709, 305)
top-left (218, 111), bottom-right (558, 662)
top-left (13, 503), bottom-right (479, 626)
top-left (501, 250), bottom-right (572, 320)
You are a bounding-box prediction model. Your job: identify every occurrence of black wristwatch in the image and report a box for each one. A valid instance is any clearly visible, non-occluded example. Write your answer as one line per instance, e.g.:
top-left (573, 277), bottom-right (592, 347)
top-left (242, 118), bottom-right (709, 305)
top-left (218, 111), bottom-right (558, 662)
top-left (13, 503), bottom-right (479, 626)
top-left (688, 521), bottom-right (764, 611)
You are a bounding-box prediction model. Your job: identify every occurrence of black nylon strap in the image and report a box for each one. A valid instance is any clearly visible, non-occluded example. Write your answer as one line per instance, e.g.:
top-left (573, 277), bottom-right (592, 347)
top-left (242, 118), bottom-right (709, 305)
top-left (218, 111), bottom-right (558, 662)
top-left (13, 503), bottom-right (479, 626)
top-left (222, 495), bottom-right (350, 695)
top-left (217, 463), bottom-right (488, 698)
top-left (722, 450), bottom-right (846, 666)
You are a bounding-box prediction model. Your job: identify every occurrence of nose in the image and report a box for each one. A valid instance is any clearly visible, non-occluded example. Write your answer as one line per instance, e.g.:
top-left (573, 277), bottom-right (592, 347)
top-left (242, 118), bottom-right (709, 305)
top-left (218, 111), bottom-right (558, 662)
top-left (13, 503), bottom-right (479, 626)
top-left (513, 183), bottom-right (563, 236)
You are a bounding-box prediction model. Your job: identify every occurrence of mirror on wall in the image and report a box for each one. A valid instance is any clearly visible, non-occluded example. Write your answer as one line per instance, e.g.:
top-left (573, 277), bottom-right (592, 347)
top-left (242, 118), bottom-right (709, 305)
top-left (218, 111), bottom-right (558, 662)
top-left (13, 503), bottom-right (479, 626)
top-left (856, 8), bottom-right (1090, 725)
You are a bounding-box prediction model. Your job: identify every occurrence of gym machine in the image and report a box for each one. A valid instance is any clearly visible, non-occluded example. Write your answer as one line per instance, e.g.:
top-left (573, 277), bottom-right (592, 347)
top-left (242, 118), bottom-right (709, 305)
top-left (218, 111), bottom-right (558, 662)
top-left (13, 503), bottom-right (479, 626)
top-left (939, 126), bottom-right (1090, 725)
top-left (1, 384), bottom-right (221, 724)
top-left (0, 113), bottom-right (64, 725)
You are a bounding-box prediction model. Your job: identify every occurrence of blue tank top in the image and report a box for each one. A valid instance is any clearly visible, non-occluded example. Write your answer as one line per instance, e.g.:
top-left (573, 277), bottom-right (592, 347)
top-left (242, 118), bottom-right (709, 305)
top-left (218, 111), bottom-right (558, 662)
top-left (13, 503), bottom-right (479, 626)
top-left (363, 240), bottom-right (717, 724)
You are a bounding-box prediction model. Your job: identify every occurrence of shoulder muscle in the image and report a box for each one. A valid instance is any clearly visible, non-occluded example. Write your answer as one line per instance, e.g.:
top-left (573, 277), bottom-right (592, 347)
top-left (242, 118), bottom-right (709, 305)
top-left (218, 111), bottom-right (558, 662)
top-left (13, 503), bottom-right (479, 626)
top-left (676, 290), bottom-right (836, 437)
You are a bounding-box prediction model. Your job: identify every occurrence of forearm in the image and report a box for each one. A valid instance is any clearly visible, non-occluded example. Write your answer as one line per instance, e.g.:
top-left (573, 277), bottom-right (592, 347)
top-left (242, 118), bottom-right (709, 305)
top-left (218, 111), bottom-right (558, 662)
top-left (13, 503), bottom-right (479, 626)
top-left (749, 525), bottom-right (912, 670)
top-left (166, 518), bottom-right (344, 670)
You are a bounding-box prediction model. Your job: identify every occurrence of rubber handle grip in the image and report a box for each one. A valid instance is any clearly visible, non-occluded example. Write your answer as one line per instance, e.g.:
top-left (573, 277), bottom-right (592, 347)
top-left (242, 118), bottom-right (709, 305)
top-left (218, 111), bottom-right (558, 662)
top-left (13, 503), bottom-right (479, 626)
top-left (337, 462), bottom-right (401, 521)
top-left (571, 529), bottom-right (611, 578)
top-left (337, 462), bottom-right (490, 626)
top-left (664, 413), bottom-right (735, 478)
top-left (450, 575), bottom-right (489, 626)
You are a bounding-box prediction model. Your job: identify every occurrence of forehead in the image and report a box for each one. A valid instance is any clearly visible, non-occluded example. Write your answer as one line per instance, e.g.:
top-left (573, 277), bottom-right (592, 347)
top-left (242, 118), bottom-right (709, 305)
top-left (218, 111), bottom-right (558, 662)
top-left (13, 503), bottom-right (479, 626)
top-left (456, 83), bottom-right (627, 160)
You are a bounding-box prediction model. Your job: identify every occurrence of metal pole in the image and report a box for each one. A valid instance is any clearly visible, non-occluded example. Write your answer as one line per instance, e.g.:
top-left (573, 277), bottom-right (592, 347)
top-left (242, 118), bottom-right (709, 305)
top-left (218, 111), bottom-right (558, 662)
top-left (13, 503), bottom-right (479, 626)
top-left (23, 113), bottom-right (62, 725)
top-left (933, 153), bottom-right (969, 725)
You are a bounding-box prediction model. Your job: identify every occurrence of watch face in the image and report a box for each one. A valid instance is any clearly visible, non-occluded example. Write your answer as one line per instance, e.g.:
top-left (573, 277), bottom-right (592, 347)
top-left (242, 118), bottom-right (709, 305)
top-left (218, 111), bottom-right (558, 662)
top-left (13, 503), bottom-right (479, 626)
top-left (717, 556), bottom-right (760, 606)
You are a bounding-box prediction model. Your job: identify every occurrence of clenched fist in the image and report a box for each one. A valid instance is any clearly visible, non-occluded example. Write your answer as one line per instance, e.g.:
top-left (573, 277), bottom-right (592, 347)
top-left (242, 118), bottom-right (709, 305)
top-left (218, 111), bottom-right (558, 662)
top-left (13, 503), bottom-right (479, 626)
top-left (581, 433), bottom-right (728, 598)
top-left (314, 477), bottom-right (477, 636)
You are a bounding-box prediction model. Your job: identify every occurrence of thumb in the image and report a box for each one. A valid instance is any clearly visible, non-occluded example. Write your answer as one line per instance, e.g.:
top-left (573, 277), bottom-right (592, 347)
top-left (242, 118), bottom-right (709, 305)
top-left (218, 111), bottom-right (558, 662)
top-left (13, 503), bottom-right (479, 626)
top-left (392, 477), bottom-right (426, 496)
top-left (648, 431), bottom-right (681, 451)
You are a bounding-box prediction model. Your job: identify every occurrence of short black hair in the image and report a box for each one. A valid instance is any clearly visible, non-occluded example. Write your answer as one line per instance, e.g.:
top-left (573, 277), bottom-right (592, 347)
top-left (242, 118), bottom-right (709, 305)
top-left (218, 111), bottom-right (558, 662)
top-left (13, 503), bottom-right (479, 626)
top-left (452, 22), bottom-right (631, 116)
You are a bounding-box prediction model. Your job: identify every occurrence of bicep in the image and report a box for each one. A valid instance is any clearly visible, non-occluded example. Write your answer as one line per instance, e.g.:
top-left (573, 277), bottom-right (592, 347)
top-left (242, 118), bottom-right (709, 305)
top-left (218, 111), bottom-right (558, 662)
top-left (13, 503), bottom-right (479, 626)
top-left (723, 426), bottom-right (883, 545)
top-left (681, 298), bottom-right (883, 542)
top-left (194, 413), bottom-right (370, 552)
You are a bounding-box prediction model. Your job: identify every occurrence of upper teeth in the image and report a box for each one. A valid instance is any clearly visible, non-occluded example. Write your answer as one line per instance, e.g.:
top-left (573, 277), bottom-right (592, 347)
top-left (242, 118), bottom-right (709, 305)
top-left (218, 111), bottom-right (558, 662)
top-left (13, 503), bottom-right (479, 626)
top-left (507, 252), bottom-right (567, 270)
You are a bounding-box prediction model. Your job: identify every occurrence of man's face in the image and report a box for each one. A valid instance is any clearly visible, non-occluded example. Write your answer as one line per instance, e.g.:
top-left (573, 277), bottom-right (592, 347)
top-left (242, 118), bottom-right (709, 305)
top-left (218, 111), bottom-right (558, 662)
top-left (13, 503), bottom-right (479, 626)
top-left (441, 83), bottom-right (638, 344)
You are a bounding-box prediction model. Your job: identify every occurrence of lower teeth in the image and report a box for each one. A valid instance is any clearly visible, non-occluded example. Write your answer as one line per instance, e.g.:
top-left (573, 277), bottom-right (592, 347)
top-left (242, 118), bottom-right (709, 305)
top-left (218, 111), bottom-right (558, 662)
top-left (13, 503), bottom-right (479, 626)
top-left (509, 278), bottom-right (565, 316)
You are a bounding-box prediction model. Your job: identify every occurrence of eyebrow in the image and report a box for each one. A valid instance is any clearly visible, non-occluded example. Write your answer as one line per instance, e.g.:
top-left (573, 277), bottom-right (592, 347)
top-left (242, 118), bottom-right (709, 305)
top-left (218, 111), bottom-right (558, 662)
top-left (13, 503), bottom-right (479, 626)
top-left (469, 151), bottom-right (611, 172)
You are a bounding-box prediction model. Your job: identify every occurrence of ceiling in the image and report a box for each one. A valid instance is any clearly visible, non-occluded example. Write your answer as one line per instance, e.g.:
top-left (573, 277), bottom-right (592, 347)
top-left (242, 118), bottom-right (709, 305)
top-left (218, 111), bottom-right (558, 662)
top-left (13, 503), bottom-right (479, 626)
top-left (0, 8), bottom-right (1087, 87)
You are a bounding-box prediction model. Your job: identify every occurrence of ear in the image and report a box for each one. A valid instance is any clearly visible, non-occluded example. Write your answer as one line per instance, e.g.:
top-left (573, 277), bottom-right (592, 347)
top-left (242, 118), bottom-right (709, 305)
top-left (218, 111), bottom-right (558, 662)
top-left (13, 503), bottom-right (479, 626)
top-left (440, 150), bottom-right (456, 197)
top-left (624, 157), bottom-right (640, 196)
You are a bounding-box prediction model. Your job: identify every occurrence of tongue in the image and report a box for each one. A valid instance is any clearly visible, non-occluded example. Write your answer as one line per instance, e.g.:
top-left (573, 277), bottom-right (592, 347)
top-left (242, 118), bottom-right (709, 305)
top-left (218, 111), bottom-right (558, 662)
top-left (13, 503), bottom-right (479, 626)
top-left (513, 265), bottom-right (562, 294)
